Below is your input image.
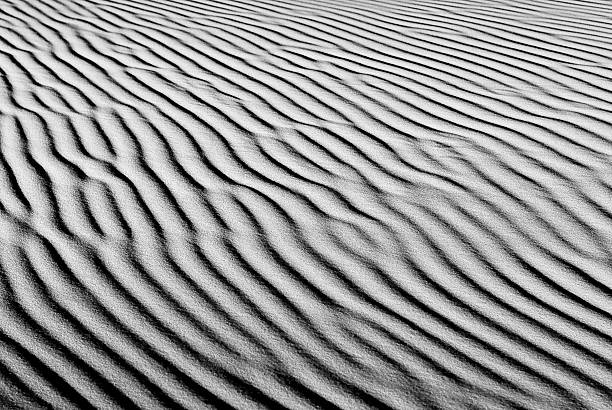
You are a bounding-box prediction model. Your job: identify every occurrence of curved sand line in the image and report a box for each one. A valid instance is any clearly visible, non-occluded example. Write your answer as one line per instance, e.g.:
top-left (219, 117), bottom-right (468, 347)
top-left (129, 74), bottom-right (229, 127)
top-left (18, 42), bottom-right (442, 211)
top-left (0, 0), bottom-right (612, 408)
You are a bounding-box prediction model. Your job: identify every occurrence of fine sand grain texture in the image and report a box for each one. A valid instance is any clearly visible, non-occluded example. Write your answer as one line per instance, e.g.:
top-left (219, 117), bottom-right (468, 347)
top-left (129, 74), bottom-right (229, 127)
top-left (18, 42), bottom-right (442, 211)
top-left (1, 0), bottom-right (612, 409)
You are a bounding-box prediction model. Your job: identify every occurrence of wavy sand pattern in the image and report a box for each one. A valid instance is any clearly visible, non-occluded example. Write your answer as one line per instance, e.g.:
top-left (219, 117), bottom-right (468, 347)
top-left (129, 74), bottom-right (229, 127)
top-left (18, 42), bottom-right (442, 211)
top-left (0, 0), bottom-right (612, 408)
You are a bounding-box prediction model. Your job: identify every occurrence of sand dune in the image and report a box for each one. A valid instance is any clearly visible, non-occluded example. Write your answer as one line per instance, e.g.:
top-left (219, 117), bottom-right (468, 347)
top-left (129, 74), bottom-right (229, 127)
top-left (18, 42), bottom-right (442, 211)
top-left (0, 0), bottom-right (611, 408)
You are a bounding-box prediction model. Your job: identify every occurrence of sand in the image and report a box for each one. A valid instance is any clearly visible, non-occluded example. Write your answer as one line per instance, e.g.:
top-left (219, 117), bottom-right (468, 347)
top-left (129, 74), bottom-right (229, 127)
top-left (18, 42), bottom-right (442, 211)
top-left (0, 0), bottom-right (611, 408)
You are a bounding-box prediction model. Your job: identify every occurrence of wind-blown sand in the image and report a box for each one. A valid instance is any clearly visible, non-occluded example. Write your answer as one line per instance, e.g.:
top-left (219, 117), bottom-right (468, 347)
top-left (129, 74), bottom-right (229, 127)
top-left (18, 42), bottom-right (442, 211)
top-left (0, 0), bottom-right (611, 408)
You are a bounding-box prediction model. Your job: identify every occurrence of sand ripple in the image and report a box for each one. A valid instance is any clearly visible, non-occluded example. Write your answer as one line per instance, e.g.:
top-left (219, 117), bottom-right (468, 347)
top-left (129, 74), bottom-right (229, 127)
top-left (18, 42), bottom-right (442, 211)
top-left (0, 0), bottom-right (611, 408)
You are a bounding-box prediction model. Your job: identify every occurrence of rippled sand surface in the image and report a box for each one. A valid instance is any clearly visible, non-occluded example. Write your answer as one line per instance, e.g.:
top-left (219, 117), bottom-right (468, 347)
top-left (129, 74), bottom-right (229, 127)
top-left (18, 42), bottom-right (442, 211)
top-left (1, 0), bottom-right (612, 408)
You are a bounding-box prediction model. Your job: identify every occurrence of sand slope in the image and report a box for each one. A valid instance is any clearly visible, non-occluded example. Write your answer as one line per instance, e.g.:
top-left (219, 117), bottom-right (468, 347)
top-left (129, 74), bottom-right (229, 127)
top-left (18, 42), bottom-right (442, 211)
top-left (0, 0), bottom-right (612, 408)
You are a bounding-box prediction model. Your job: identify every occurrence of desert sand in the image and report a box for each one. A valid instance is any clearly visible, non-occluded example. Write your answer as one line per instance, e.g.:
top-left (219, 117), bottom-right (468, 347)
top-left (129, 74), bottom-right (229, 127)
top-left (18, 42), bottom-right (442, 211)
top-left (0, 0), bottom-right (612, 408)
